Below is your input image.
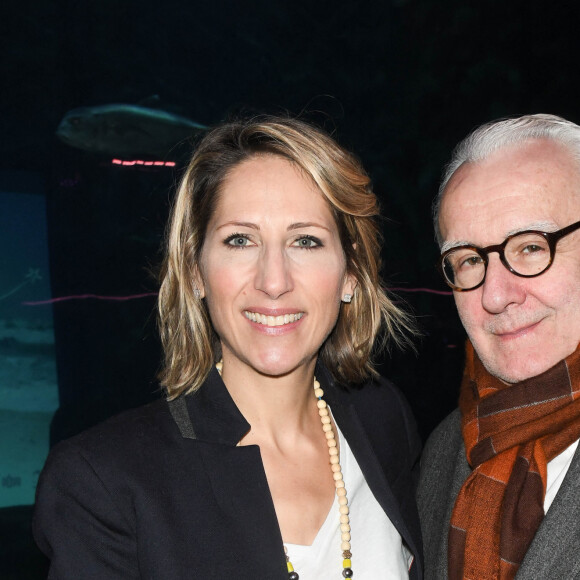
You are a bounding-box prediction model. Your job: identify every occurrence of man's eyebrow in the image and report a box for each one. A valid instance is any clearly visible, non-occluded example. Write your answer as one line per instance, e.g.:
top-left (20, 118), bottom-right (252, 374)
top-left (440, 240), bottom-right (471, 253)
top-left (505, 221), bottom-right (557, 236)
top-left (440, 221), bottom-right (559, 253)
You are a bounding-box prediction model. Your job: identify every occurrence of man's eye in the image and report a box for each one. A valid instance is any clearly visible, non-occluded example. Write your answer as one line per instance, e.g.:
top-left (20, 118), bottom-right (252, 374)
top-left (456, 254), bottom-right (482, 269)
top-left (521, 244), bottom-right (545, 254)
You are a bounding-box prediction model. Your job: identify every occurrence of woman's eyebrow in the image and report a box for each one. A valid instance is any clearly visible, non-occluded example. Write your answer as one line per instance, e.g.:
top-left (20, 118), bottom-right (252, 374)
top-left (216, 221), bottom-right (259, 231)
top-left (215, 221), bottom-right (332, 232)
top-left (288, 222), bottom-right (331, 232)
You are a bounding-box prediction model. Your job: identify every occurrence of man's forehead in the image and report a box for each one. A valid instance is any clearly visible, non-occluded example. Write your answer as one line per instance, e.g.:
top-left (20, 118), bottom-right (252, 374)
top-left (440, 221), bottom-right (559, 253)
top-left (439, 141), bottom-right (580, 249)
top-left (444, 139), bottom-right (580, 195)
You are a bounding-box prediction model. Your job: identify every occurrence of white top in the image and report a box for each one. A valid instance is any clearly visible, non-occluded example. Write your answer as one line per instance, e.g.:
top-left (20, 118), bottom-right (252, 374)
top-left (545, 438), bottom-right (579, 512)
top-left (285, 422), bottom-right (412, 579)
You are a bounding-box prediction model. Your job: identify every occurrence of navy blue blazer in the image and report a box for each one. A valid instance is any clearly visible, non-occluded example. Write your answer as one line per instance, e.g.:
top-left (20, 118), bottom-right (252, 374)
top-left (33, 365), bottom-right (423, 579)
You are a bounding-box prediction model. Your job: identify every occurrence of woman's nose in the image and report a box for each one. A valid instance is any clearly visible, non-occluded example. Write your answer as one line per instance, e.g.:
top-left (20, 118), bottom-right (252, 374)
top-left (254, 247), bottom-right (294, 299)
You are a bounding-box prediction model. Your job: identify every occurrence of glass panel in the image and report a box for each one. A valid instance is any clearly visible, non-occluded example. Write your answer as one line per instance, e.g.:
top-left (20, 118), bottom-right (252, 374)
top-left (0, 178), bottom-right (57, 508)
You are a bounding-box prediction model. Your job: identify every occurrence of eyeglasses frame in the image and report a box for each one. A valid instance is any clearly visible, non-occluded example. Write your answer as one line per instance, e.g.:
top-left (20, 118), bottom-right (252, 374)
top-left (439, 219), bottom-right (580, 292)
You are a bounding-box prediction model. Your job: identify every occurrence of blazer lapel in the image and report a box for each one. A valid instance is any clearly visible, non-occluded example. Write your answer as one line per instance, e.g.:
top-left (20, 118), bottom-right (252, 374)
top-left (435, 437), bottom-right (471, 580)
top-left (196, 442), bottom-right (287, 577)
top-left (174, 369), bottom-right (288, 577)
top-left (418, 410), bottom-right (471, 580)
top-left (330, 398), bottom-right (421, 566)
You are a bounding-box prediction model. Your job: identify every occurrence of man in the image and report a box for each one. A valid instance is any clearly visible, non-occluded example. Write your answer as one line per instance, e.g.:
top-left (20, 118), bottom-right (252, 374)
top-left (417, 114), bottom-right (580, 579)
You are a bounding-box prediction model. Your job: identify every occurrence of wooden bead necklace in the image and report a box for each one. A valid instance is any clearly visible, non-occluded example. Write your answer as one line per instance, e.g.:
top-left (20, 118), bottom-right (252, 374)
top-left (216, 361), bottom-right (353, 578)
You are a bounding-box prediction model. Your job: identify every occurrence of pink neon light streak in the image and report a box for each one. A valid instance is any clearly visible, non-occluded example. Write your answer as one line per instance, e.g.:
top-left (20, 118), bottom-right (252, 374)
top-left (389, 287), bottom-right (453, 296)
top-left (23, 293), bottom-right (158, 305)
top-left (111, 159), bottom-right (176, 167)
top-left (22, 287), bottom-right (452, 306)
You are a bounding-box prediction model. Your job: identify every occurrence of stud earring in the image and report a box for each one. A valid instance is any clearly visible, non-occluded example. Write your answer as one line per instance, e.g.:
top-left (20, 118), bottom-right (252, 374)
top-left (194, 288), bottom-right (201, 299)
top-left (342, 293), bottom-right (352, 303)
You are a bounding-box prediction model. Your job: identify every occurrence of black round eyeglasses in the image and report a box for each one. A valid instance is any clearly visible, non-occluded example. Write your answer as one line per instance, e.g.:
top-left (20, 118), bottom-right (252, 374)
top-left (439, 220), bottom-right (580, 292)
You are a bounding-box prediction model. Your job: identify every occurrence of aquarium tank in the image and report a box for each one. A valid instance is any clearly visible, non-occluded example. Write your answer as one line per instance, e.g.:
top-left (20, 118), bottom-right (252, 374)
top-left (0, 172), bottom-right (57, 509)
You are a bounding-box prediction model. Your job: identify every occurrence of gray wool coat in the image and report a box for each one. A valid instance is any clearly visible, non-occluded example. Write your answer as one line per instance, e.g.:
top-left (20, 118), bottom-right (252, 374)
top-left (417, 409), bottom-right (580, 579)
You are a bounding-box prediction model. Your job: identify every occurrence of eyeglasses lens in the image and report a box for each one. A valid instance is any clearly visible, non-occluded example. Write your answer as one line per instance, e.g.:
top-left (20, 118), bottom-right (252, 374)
top-left (504, 233), bottom-right (551, 275)
top-left (443, 249), bottom-right (485, 290)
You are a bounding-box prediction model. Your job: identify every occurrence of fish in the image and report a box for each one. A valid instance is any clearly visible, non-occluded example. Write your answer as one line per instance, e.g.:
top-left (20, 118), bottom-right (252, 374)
top-left (56, 98), bottom-right (207, 156)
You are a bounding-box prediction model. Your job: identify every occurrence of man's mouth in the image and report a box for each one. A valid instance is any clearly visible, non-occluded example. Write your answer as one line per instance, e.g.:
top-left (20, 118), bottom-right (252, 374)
top-left (244, 311), bottom-right (304, 327)
top-left (493, 319), bottom-right (543, 337)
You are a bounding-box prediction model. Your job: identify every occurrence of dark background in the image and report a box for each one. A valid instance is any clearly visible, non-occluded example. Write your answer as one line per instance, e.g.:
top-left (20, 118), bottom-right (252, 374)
top-left (2, 0), bottom-right (580, 576)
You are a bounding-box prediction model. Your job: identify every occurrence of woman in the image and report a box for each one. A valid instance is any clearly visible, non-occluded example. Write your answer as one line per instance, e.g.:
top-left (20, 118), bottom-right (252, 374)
top-left (33, 115), bottom-right (423, 579)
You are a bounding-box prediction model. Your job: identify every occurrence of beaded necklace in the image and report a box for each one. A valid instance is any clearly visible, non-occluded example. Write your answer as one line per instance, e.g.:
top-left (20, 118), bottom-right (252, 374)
top-left (216, 361), bottom-right (353, 579)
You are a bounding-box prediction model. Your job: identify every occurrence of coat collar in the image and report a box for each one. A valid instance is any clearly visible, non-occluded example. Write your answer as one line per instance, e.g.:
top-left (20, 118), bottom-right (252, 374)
top-left (182, 362), bottom-right (351, 445)
top-left (183, 365), bottom-right (251, 445)
top-left (516, 441), bottom-right (580, 578)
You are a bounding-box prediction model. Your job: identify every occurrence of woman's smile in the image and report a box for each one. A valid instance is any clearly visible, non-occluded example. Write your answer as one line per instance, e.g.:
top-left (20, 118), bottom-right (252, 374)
top-left (243, 310), bottom-right (304, 326)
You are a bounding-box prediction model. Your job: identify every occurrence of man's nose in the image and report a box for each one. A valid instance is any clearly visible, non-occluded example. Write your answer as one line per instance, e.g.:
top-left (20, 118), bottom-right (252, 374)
top-left (254, 247), bottom-right (293, 299)
top-left (480, 253), bottom-right (526, 313)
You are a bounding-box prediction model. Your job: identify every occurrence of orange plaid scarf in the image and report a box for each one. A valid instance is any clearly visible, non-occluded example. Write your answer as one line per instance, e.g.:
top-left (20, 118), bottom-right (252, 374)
top-left (448, 341), bottom-right (580, 580)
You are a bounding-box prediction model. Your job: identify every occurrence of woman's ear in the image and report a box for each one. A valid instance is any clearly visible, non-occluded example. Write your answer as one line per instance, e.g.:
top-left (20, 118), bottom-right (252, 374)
top-left (193, 267), bottom-right (205, 299)
top-left (341, 273), bottom-right (358, 301)
top-left (341, 243), bottom-right (358, 299)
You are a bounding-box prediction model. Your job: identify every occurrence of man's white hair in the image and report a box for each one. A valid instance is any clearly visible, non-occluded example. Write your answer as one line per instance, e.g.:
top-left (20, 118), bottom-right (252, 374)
top-left (433, 113), bottom-right (580, 246)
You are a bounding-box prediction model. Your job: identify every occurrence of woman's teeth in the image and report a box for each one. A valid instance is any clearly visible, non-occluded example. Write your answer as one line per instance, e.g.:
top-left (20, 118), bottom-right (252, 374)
top-left (244, 311), bottom-right (304, 327)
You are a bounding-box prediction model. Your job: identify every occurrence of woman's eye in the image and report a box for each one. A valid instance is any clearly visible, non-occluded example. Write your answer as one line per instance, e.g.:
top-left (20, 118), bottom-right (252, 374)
top-left (225, 235), bottom-right (251, 247)
top-left (293, 236), bottom-right (321, 249)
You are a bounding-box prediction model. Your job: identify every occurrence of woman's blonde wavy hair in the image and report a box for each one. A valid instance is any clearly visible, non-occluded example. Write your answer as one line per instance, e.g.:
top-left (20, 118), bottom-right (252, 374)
top-left (158, 115), bottom-right (414, 398)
